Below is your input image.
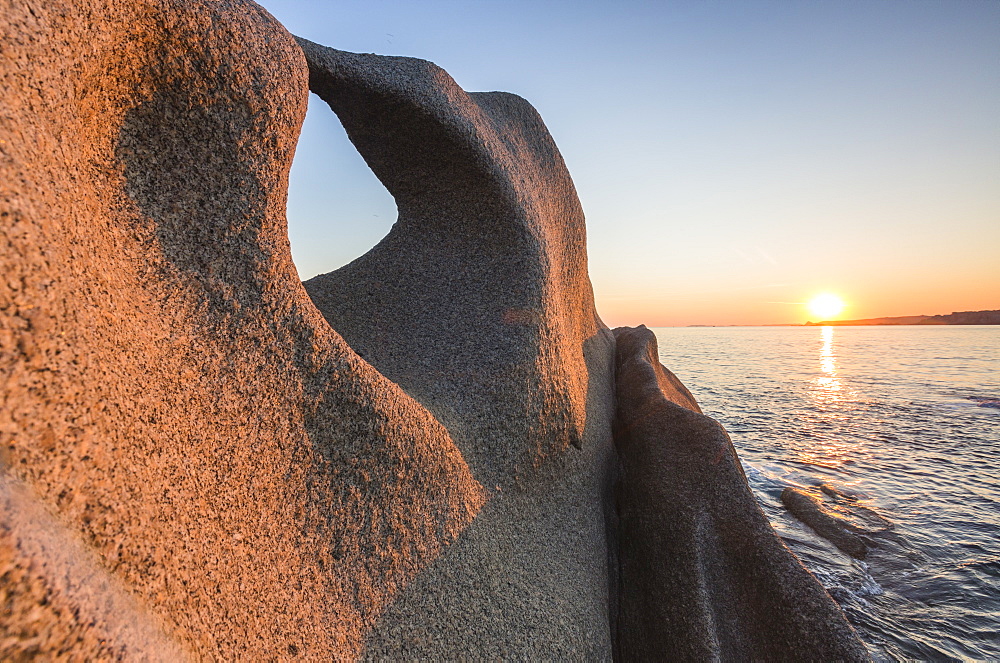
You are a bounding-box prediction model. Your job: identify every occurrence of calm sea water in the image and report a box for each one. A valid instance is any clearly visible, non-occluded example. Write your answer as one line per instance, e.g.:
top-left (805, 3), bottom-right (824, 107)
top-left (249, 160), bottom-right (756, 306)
top-left (652, 326), bottom-right (1000, 661)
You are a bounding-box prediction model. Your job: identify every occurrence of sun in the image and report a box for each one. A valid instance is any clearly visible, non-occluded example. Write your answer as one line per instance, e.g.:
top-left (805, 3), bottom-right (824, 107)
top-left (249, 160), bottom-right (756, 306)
top-left (808, 293), bottom-right (846, 320)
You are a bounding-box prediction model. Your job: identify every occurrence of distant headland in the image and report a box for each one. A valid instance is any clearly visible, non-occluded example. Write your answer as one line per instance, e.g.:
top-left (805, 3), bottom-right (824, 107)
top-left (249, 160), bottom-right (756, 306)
top-left (805, 309), bottom-right (1000, 326)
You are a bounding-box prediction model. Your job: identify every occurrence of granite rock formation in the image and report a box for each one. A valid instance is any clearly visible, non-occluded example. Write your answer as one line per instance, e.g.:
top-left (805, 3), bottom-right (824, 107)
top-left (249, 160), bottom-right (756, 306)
top-left (611, 325), bottom-right (870, 661)
top-left (1, 0), bottom-right (871, 659)
top-left (296, 39), bottom-right (618, 658)
top-left (297, 39), bottom-right (613, 486)
top-left (0, 1), bottom-right (483, 658)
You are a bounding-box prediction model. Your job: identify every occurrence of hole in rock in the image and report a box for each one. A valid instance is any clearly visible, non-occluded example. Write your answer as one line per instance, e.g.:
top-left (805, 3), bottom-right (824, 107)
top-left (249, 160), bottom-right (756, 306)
top-left (286, 94), bottom-right (397, 281)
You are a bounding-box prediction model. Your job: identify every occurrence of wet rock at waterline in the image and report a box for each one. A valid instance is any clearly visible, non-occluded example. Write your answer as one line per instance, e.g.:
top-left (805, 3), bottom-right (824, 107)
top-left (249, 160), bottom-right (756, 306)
top-left (782, 487), bottom-right (869, 558)
top-left (611, 326), bottom-right (870, 661)
top-left (783, 485), bottom-right (896, 558)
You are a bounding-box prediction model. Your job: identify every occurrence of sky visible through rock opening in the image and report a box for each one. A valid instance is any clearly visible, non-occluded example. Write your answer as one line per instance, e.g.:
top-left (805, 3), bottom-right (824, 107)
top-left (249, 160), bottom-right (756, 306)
top-left (261, 0), bottom-right (1000, 326)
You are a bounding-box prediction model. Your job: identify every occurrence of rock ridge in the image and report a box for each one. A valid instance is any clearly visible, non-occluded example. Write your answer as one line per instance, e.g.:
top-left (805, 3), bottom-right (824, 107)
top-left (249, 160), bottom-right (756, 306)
top-left (611, 325), bottom-right (870, 660)
top-left (296, 38), bottom-right (619, 659)
top-left (297, 38), bottom-right (609, 487)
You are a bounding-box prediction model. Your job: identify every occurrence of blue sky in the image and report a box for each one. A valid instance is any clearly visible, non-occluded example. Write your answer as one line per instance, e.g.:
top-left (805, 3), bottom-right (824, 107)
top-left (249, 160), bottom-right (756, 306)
top-left (259, 0), bottom-right (1000, 325)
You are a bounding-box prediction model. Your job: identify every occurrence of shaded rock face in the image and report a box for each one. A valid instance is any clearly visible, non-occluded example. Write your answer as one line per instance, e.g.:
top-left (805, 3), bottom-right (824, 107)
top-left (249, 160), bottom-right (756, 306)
top-left (297, 39), bottom-right (612, 487)
top-left (296, 40), bottom-right (618, 659)
top-left (0, 1), bottom-right (484, 659)
top-left (611, 326), bottom-right (870, 661)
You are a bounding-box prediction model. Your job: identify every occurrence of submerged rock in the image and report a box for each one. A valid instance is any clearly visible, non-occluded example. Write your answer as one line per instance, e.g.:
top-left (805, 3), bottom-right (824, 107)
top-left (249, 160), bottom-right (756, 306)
top-left (821, 482), bottom-right (863, 500)
top-left (782, 487), bottom-right (869, 558)
top-left (790, 484), bottom-right (893, 550)
top-left (969, 396), bottom-right (1000, 409)
top-left (611, 326), bottom-right (870, 661)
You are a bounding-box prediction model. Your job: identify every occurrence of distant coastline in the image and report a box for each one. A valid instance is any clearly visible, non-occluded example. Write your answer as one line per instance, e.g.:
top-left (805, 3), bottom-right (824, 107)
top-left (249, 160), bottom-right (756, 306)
top-left (804, 309), bottom-right (1000, 326)
top-left (678, 309), bottom-right (1000, 328)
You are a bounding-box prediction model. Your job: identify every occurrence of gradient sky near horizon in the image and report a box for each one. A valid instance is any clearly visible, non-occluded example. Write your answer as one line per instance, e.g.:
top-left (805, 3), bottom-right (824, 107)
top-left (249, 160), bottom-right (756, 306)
top-left (260, 0), bottom-right (999, 327)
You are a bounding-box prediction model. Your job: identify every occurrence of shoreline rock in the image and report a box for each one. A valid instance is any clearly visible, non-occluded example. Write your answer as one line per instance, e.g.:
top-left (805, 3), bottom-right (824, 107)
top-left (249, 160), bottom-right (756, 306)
top-left (612, 326), bottom-right (870, 660)
top-left (781, 487), bottom-right (869, 558)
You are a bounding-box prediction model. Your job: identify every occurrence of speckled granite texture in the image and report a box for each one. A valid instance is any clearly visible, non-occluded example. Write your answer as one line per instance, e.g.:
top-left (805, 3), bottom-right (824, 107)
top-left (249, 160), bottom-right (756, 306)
top-left (0, 1), bottom-right (483, 658)
top-left (1, 0), bottom-right (871, 658)
top-left (296, 39), bottom-right (618, 658)
top-left (298, 40), bottom-right (614, 487)
top-left (611, 326), bottom-right (870, 661)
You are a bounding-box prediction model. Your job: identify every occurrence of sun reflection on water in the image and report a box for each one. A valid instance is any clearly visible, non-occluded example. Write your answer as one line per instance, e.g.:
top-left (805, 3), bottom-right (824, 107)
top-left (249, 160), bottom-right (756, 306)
top-left (798, 325), bottom-right (863, 470)
top-left (815, 325), bottom-right (842, 400)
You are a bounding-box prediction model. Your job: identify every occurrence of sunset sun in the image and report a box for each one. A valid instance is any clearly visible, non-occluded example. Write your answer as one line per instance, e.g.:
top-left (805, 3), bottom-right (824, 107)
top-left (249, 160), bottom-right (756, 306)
top-left (808, 293), bottom-right (846, 320)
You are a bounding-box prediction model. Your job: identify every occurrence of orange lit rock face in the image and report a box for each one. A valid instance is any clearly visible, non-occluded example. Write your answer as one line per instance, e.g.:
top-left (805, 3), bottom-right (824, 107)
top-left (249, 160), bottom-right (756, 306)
top-left (0, 1), bottom-right (483, 658)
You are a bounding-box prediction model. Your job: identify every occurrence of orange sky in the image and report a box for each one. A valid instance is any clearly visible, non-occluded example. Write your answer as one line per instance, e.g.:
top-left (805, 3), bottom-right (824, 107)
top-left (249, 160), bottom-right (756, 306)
top-left (596, 271), bottom-right (1000, 328)
top-left (597, 286), bottom-right (1000, 328)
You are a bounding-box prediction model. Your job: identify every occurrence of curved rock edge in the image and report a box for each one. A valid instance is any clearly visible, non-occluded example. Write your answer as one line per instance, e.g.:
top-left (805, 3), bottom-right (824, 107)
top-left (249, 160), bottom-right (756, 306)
top-left (611, 325), bottom-right (870, 660)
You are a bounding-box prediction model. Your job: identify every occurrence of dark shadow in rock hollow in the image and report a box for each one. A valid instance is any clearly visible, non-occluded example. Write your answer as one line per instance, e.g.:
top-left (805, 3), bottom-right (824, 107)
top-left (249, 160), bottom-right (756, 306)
top-left (116, 83), bottom-right (266, 313)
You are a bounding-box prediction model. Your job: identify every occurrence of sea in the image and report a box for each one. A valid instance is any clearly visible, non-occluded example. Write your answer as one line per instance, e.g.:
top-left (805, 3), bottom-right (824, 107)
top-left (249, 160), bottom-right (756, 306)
top-left (652, 325), bottom-right (999, 661)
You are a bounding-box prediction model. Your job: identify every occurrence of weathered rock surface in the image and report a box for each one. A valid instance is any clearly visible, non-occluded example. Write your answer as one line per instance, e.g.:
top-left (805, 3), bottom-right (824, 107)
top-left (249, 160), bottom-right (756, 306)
top-left (296, 40), bottom-right (618, 658)
top-left (2, 0), bottom-right (873, 658)
top-left (611, 325), bottom-right (870, 661)
top-left (298, 39), bottom-right (613, 486)
top-left (0, 1), bottom-right (484, 658)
